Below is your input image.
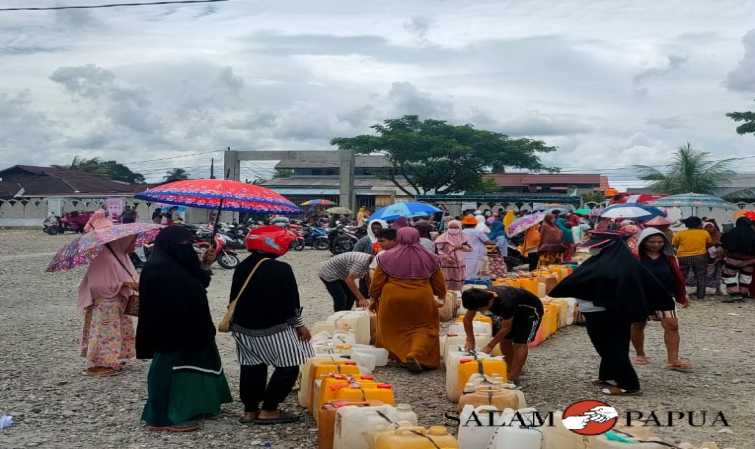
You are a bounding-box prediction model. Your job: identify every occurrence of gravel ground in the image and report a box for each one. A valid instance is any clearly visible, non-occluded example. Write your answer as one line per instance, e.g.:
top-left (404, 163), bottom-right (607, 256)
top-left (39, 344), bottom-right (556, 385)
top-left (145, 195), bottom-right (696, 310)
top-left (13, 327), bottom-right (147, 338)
top-left (0, 229), bottom-right (753, 449)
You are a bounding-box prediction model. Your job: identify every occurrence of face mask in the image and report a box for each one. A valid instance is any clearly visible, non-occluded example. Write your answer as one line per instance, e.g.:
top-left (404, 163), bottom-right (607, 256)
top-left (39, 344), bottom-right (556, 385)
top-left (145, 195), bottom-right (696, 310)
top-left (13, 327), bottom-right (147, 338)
top-left (448, 228), bottom-right (461, 235)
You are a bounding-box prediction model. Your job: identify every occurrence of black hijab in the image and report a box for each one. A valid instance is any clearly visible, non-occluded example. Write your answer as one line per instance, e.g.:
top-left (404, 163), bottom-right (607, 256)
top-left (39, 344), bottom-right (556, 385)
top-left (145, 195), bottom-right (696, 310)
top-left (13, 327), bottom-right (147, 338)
top-left (721, 218), bottom-right (755, 255)
top-left (136, 225), bottom-right (215, 358)
top-left (550, 239), bottom-right (671, 321)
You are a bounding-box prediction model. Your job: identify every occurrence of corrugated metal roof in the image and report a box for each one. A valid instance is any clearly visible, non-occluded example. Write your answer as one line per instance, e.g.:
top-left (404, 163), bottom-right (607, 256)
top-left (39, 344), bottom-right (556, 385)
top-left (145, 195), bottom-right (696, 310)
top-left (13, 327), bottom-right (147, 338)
top-left (0, 165), bottom-right (147, 198)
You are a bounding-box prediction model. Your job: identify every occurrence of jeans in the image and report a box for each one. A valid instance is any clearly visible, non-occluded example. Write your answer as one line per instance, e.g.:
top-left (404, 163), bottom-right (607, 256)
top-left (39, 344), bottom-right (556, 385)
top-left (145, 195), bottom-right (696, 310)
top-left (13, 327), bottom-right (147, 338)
top-left (679, 254), bottom-right (707, 299)
top-left (239, 365), bottom-right (299, 412)
top-left (584, 311), bottom-right (640, 391)
top-left (321, 278), bottom-right (357, 312)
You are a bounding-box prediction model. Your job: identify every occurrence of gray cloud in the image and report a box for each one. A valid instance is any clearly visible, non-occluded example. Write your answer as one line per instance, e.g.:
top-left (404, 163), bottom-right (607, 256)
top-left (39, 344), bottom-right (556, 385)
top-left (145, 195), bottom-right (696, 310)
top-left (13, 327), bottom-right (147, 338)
top-left (645, 116), bottom-right (686, 129)
top-left (50, 65), bottom-right (115, 99)
top-left (386, 82), bottom-right (452, 119)
top-left (634, 54), bottom-right (688, 84)
top-left (404, 16), bottom-right (433, 43)
top-left (496, 112), bottom-right (594, 137)
top-left (726, 29), bottom-right (755, 92)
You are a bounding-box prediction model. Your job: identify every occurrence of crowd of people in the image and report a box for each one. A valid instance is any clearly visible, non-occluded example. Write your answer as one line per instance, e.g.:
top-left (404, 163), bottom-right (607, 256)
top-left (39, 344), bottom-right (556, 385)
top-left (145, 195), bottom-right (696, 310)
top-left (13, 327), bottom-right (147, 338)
top-left (72, 204), bottom-right (755, 431)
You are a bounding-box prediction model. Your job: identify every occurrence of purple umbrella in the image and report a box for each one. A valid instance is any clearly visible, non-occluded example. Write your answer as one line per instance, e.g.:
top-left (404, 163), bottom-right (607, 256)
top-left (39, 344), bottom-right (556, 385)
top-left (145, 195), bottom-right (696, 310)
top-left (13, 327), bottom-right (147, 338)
top-left (506, 212), bottom-right (546, 237)
top-left (47, 223), bottom-right (163, 272)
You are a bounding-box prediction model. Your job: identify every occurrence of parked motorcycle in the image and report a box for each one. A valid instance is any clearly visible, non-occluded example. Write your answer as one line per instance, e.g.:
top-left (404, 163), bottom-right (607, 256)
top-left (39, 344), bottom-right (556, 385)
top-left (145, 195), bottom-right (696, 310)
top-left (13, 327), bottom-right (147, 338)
top-left (194, 233), bottom-right (240, 269)
top-left (328, 224), bottom-right (359, 254)
top-left (292, 225), bottom-right (330, 251)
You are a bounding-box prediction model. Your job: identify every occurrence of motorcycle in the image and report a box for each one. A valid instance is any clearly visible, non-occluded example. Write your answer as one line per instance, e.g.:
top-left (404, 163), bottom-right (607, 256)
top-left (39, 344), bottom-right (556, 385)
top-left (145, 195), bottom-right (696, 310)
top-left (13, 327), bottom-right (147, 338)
top-left (328, 224), bottom-right (359, 255)
top-left (194, 233), bottom-right (240, 269)
top-left (43, 215), bottom-right (63, 235)
top-left (293, 225), bottom-right (330, 251)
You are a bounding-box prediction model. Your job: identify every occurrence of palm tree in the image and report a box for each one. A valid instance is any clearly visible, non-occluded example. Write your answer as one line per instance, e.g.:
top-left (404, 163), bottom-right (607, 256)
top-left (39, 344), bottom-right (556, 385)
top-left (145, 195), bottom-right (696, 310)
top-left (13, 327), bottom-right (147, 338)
top-left (635, 143), bottom-right (735, 194)
top-left (164, 168), bottom-right (189, 181)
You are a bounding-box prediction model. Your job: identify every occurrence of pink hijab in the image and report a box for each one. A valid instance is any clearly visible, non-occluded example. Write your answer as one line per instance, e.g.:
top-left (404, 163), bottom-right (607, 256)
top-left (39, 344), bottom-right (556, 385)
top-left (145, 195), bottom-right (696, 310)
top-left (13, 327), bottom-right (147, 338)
top-left (435, 220), bottom-right (466, 247)
top-left (376, 227), bottom-right (440, 279)
top-left (78, 237), bottom-right (137, 310)
top-left (84, 209), bottom-right (113, 233)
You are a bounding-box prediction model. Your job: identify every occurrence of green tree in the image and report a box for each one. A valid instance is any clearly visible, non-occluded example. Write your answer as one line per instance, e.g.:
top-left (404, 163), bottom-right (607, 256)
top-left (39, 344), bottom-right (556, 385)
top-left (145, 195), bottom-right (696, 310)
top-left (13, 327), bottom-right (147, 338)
top-left (331, 115), bottom-right (556, 196)
top-left (61, 156), bottom-right (145, 183)
top-left (634, 143), bottom-right (735, 194)
top-left (273, 168), bottom-right (294, 178)
top-left (727, 102), bottom-right (755, 135)
top-left (164, 168), bottom-right (189, 181)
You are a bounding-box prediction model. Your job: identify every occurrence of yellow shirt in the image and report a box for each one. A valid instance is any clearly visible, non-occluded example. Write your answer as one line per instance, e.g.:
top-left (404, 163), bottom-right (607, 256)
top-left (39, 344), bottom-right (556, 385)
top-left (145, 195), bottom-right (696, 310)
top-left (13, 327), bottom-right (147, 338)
top-left (672, 229), bottom-right (711, 257)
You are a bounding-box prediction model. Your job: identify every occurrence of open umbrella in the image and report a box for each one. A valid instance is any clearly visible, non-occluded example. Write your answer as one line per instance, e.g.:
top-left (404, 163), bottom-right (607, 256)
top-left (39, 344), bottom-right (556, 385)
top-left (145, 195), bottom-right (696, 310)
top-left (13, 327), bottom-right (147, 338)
top-left (600, 204), bottom-right (664, 221)
top-left (574, 208), bottom-right (592, 216)
top-left (326, 206), bottom-right (353, 215)
top-left (47, 223), bottom-right (162, 272)
top-left (301, 199), bottom-right (336, 207)
top-left (644, 216), bottom-right (673, 227)
top-left (369, 201), bottom-right (441, 222)
top-left (136, 179), bottom-right (299, 214)
top-left (506, 212), bottom-right (545, 237)
top-left (650, 193), bottom-right (737, 210)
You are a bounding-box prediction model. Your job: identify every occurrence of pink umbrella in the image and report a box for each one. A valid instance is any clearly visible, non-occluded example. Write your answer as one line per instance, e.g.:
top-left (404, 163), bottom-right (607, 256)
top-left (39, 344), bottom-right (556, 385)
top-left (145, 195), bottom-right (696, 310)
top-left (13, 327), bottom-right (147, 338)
top-left (644, 216), bottom-right (673, 227)
top-left (47, 223), bottom-right (163, 272)
top-left (506, 212), bottom-right (546, 237)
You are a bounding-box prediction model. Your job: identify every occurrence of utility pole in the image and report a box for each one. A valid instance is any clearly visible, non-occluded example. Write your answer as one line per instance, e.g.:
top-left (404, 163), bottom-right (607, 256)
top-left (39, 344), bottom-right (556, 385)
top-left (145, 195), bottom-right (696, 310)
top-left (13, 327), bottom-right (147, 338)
top-left (210, 157), bottom-right (215, 179)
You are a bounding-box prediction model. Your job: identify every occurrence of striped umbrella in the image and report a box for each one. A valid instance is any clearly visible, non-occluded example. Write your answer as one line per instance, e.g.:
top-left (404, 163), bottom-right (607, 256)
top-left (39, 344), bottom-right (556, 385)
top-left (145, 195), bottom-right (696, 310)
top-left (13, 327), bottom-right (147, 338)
top-left (301, 199), bottom-right (336, 207)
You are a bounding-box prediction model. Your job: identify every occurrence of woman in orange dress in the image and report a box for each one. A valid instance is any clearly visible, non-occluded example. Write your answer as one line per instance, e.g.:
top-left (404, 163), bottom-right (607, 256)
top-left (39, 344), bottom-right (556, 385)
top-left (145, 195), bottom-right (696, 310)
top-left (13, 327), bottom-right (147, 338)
top-left (370, 227), bottom-right (446, 373)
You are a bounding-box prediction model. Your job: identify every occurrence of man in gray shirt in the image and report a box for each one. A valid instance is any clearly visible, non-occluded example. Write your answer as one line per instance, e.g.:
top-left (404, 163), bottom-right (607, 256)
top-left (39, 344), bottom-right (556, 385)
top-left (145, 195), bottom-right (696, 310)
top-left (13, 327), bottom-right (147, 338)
top-left (319, 252), bottom-right (374, 312)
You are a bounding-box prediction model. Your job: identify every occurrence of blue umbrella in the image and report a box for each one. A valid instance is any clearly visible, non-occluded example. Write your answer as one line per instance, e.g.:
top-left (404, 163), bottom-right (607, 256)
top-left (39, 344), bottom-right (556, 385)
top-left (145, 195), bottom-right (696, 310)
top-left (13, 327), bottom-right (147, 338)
top-left (370, 201), bottom-right (441, 222)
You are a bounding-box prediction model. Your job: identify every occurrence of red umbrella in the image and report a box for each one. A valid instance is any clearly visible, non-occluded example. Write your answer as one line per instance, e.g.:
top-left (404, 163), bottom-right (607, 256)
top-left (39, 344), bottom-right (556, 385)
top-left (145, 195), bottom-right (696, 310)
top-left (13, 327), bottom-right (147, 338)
top-left (135, 179), bottom-right (299, 214)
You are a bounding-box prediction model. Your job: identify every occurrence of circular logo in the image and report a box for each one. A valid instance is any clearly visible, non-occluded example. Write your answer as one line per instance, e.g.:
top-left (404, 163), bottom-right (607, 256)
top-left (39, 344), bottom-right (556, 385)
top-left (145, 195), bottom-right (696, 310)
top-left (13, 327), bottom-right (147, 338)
top-left (562, 400), bottom-right (619, 436)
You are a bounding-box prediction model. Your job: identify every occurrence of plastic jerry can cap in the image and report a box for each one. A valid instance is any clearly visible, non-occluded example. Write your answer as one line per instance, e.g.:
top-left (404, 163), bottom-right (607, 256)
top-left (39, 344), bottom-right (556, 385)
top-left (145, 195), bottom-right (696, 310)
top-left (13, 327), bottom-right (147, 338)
top-left (376, 383), bottom-right (392, 389)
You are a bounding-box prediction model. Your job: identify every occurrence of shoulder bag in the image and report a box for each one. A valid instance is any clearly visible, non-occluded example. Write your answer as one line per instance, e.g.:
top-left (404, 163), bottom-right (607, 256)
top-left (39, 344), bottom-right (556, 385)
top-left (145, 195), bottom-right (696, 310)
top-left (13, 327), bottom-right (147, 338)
top-left (218, 257), bottom-right (269, 333)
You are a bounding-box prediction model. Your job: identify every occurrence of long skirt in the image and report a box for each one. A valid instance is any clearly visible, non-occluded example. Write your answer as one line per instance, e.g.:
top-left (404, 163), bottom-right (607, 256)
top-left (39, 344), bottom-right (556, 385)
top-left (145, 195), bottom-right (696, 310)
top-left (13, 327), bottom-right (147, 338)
top-left (722, 256), bottom-right (755, 297)
top-left (375, 278), bottom-right (440, 368)
top-left (440, 264), bottom-right (465, 291)
top-left (80, 296), bottom-right (135, 369)
top-left (142, 342), bottom-right (232, 427)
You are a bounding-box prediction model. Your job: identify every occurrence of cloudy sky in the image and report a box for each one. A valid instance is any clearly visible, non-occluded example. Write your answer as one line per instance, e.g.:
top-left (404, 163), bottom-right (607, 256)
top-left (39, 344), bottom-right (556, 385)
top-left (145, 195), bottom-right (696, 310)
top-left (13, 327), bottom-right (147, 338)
top-left (1, 0), bottom-right (754, 184)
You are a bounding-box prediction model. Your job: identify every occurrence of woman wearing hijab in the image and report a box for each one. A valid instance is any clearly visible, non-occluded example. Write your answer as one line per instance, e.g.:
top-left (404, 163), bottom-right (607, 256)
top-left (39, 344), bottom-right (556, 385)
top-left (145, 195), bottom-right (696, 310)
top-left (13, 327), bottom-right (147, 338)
top-left (721, 217), bottom-right (755, 301)
top-left (630, 228), bottom-right (691, 371)
top-left (475, 214), bottom-right (491, 234)
top-left (520, 226), bottom-right (541, 271)
top-left (137, 226), bottom-right (231, 432)
top-left (487, 221), bottom-right (508, 278)
top-left (414, 220), bottom-right (436, 252)
top-left (232, 226), bottom-right (314, 424)
top-left (462, 215), bottom-right (493, 280)
top-left (434, 220), bottom-right (471, 291)
top-left (370, 227), bottom-right (446, 373)
top-left (78, 237), bottom-right (138, 377)
top-left (354, 219), bottom-right (388, 255)
top-left (84, 207), bottom-right (112, 232)
top-left (538, 213), bottom-right (564, 266)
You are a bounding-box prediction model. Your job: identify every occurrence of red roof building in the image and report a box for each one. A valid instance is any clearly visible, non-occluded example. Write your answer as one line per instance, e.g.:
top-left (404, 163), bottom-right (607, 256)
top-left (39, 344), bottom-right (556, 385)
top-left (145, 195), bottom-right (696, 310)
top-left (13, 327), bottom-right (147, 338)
top-left (483, 173), bottom-right (609, 194)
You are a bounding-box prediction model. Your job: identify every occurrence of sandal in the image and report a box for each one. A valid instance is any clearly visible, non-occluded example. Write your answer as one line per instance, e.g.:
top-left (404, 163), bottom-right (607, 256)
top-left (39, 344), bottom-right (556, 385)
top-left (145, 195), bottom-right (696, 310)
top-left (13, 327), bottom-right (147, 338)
top-left (84, 368), bottom-right (121, 378)
top-left (666, 360), bottom-right (693, 372)
top-left (591, 379), bottom-right (616, 387)
top-left (253, 413), bottom-right (300, 425)
top-left (601, 386), bottom-right (642, 396)
top-left (239, 412), bottom-right (259, 424)
top-left (632, 356), bottom-right (650, 366)
top-left (402, 358), bottom-right (424, 375)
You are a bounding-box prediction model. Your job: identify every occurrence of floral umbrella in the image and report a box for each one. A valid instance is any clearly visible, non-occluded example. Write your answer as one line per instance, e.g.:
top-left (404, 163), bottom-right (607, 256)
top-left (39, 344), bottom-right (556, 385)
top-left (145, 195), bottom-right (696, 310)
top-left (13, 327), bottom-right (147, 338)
top-left (506, 212), bottom-right (546, 237)
top-left (47, 223), bottom-right (163, 272)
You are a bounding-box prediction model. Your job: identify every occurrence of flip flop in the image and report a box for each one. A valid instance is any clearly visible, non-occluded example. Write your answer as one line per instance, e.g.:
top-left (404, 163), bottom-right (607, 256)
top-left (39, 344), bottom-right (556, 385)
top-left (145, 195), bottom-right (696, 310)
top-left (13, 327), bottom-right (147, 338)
top-left (665, 361), bottom-right (693, 372)
top-left (591, 379), bottom-right (616, 387)
top-left (253, 413), bottom-right (300, 425)
top-left (601, 386), bottom-right (642, 396)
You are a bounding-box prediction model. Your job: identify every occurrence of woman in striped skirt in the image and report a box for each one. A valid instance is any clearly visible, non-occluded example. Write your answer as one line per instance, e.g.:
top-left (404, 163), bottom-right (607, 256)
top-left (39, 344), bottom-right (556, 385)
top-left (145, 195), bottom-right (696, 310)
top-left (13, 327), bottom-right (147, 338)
top-left (230, 225), bottom-right (314, 425)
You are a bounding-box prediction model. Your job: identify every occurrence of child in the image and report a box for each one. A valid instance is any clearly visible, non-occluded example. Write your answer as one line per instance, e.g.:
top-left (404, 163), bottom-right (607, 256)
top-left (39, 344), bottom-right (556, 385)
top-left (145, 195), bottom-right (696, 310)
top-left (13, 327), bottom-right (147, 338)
top-left (461, 287), bottom-right (543, 384)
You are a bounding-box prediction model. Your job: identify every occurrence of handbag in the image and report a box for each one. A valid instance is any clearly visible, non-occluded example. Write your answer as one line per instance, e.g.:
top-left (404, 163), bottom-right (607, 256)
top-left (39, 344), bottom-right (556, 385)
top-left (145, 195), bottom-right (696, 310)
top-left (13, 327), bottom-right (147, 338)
top-left (218, 257), bottom-right (269, 333)
top-left (105, 244), bottom-right (140, 317)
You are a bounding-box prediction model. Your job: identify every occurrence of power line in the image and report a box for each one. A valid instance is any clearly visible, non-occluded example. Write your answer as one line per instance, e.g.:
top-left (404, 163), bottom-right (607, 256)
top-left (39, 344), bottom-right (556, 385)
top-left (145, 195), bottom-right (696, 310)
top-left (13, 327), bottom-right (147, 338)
top-left (123, 149), bottom-right (223, 166)
top-left (0, 0), bottom-right (228, 12)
